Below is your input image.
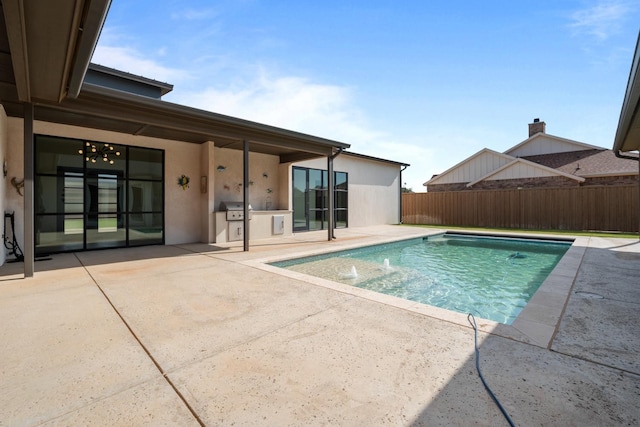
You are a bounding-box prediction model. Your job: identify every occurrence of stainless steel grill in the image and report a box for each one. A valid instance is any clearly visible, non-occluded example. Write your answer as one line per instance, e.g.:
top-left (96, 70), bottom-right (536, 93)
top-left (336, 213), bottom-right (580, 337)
top-left (219, 201), bottom-right (252, 221)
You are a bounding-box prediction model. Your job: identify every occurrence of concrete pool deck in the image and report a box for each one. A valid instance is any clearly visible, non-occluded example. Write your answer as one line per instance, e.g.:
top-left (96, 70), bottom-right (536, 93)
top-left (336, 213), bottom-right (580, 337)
top-left (1, 225), bottom-right (639, 425)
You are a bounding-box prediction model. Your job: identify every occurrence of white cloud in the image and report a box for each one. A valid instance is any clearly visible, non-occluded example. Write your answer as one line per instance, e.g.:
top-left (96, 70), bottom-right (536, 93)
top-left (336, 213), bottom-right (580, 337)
top-left (174, 68), bottom-right (382, 145)
top-left (170, 8), bottom-right (218, 21)
top-left (569, 1), bottom-right (633, 40)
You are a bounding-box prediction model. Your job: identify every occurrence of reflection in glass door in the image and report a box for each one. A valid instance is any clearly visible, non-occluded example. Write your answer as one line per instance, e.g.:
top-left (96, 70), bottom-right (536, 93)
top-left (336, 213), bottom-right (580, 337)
top-left (293, 168), bottom-right (308, 231)
top-left (86, 172), bottom-right (125, 249)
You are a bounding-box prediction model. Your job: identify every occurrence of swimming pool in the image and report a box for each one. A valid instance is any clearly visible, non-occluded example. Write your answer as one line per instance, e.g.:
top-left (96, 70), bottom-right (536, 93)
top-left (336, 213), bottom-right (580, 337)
top-left (271, 233), bottom-right (572, 324)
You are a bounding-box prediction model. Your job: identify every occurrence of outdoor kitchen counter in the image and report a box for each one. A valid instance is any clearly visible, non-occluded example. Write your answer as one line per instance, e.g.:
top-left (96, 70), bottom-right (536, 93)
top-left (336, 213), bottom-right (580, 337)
top-left (214, 210), bottom-right (292, 243)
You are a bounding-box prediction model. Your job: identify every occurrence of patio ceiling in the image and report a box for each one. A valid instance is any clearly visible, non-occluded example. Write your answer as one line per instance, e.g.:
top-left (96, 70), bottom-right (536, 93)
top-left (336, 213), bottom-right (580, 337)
top-left (0, 1), bottom-right (349, 163)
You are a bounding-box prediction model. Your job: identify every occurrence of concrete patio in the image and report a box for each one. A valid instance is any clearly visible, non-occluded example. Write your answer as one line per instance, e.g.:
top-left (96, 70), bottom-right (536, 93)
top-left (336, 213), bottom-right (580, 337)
top-left (1, 225), bottom-right (639, 426)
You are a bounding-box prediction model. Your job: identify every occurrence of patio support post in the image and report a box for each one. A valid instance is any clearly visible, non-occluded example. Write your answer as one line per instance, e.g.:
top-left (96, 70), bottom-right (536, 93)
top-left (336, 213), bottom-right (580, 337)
top-left (327, 153), bottom-right (334, 240)
top-left (23, 103), bottom-right (34, 277)
top-left (243, 139), bottom-right (250, 251)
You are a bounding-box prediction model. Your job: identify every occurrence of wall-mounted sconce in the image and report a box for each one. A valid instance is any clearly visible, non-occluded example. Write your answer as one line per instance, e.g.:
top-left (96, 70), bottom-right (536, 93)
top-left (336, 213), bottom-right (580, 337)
top-left (262, 172), bottom-right (268, 178)
top-left (217, 165), bottom-right (226, 172)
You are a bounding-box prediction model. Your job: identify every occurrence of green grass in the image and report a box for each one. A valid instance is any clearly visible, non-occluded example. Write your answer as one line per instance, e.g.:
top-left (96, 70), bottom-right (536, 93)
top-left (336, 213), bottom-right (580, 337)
top-left (399, 223), bottom-right (640, 239)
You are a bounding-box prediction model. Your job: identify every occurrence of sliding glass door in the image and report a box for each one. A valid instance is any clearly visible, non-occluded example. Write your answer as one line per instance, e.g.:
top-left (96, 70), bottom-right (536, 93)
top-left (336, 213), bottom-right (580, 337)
top-left (34, 135), bottom-right (164, 255)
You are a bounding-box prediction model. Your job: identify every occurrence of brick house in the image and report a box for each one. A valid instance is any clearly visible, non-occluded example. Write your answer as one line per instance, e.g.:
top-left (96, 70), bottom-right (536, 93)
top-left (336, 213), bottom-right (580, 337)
top-left (424, 119), bottom-right (638, 192)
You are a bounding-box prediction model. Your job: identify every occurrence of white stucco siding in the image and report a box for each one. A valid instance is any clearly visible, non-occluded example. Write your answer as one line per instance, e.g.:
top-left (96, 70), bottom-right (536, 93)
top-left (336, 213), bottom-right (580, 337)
top-left (6, 120), bottom-right (204, 248)
top-left (212, 147), bottom-right (281, 211)
top-left (293, 154), bottom-right (401, 226)
top-left (508, 135), bottom-right (588, 157)
top-left (486, 163), bottom-right (557, 180)
top-left (434, 151), bottom-right (512, 184)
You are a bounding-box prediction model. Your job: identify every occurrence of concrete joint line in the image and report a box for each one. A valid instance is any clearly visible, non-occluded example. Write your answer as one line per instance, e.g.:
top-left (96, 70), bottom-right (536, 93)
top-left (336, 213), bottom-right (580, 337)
top-left (549, 348), bottom-right (640, 377)
top-left (73, 254), bottom-right (206, 427)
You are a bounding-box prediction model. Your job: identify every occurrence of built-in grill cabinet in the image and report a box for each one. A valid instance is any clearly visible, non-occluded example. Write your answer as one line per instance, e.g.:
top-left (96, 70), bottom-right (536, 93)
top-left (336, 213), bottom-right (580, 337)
top-left (219, 201), bottom-right (252, 241)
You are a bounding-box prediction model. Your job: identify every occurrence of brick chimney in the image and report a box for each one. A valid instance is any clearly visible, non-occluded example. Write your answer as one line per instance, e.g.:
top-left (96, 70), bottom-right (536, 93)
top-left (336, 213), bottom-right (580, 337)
top-left (528, 118), bottom-right (546, 137)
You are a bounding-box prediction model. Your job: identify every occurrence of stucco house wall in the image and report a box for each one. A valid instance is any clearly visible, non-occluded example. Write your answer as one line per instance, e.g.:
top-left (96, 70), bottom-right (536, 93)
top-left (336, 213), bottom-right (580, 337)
top-left (211, 147), bottom-right (281, 211)
top-left (293, 154), bottom-right (402, 226)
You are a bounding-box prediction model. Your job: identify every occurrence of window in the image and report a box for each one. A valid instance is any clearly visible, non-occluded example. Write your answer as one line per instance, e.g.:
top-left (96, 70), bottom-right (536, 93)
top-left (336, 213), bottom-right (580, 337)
top-left (292, 166), bottom-right (348, 231)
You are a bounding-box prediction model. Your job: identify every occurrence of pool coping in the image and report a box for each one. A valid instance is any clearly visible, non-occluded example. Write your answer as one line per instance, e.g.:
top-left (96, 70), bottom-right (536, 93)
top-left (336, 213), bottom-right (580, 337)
top-left (243, 230), bottom-right (588, 349)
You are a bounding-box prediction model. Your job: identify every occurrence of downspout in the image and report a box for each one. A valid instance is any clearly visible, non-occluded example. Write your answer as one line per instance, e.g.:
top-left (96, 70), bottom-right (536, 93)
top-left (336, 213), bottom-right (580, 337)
top-left (399, 165), bottom-right (408, 224)
top-left (615, 150), bottom-right (640, 239)
top-left (328, 148), bottom-right (343, 240)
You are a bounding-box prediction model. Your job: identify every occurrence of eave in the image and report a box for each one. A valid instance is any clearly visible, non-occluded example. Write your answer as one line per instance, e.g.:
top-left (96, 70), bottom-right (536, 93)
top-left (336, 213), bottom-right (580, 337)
top-left (613, 31), bottom-right (640, 153)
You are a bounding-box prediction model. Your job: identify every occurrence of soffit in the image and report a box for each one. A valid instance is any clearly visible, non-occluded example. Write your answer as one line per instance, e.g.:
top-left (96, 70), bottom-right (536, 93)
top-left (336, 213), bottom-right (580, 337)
top-left (614, 32), bottom-right (640, 153)
top-left (1, 0), bottom-right (110, 103)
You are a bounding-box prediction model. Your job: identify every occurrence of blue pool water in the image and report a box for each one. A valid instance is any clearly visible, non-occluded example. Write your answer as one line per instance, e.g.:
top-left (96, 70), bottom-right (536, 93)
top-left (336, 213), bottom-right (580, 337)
top-left (272, 233), bottom-right (571, 324)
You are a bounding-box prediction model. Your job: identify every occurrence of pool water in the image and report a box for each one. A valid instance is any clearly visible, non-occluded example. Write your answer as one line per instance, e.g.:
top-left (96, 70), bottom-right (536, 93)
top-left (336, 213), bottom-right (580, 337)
top-left (272, 234), bottom-right (571, 324)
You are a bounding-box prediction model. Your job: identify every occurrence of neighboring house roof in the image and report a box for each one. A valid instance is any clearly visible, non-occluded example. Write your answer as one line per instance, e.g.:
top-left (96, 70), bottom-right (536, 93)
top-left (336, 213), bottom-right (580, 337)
top-left (426, 127), bottom-right (637, 190)
top-left (466, 158), bottom-right (585, 188)
top-left (523, 149), bottom-right (639, 177)
top-left (423, 148), bottom-right (514, 186)
top-left (505, 133), bottom-right (602, 157)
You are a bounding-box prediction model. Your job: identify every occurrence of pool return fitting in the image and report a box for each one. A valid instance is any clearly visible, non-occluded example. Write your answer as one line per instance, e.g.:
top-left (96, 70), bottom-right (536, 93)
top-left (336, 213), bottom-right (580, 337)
top-left (468, 313), bottom-right (515, 427)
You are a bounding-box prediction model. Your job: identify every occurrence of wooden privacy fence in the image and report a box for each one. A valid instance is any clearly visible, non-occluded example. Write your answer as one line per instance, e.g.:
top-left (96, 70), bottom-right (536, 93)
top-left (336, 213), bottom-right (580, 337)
top-left (402, 185), bottom-right (639, 232)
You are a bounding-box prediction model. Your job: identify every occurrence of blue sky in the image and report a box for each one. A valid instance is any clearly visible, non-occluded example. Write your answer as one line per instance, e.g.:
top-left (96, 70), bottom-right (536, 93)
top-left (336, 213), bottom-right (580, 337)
top-left (93, 0), bottom-right (640, 192)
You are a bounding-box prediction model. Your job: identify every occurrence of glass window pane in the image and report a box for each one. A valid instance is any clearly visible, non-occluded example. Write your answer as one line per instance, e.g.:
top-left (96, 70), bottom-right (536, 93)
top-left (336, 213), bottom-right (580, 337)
top-left (86, 213), bottom-right (126, 250)
top-left (293, 168), bottom-right (307, 230)
top-left (35, 176), bottom-right (61, 214)
top-left (335, 191), bottom-right (348, 209)
top-left (335, 209), bottom-right (348, 228)
top-left (35, 136), bottom-right (84, 174)
top-left (129, 213), bottom-right (163, 246)
top-left (309, 210), bottom-right (325, 231)
top-left (129, 147), bottom-right (163, 180)
top-left (335, 172), bottom-right (347, 189)
top-left (129, 181), bottom-right (163, 212)
top-left (309, 189), bottom-right (326, 210)
top-left (35, 215), bottom-right (84, 255)
top-left (309, 169), bottom-right (325, 190)
top-left (86, 173), bottom-right (124, 214)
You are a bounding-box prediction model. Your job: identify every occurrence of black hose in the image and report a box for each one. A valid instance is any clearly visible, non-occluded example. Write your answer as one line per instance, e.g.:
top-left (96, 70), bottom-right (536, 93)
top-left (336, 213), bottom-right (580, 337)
top-left (467, 313), bottom-right (516, 427)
